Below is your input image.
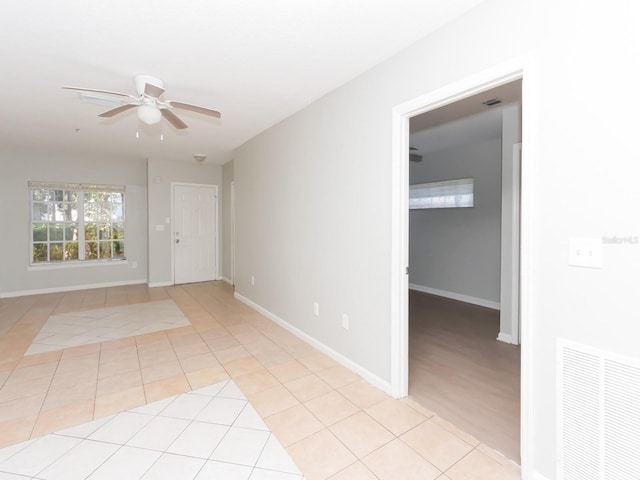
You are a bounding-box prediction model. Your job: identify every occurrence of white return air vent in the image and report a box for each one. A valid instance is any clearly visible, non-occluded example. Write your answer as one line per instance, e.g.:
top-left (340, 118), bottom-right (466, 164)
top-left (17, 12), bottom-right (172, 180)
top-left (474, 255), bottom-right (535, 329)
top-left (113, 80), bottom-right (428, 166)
top-left (558, 339), bottom-right (640, 480)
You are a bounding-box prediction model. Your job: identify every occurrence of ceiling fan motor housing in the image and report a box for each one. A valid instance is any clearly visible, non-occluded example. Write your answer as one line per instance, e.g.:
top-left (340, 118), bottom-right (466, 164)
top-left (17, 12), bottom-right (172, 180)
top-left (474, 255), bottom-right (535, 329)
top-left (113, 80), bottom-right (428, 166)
top-left (134, 74), bottom-right (164, 97)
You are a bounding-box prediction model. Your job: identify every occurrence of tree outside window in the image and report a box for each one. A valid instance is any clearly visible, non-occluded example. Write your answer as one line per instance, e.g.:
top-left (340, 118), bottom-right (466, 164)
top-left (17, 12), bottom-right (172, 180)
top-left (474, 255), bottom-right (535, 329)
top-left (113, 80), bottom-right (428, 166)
top-left (29, 183), bottom-right (125, 265)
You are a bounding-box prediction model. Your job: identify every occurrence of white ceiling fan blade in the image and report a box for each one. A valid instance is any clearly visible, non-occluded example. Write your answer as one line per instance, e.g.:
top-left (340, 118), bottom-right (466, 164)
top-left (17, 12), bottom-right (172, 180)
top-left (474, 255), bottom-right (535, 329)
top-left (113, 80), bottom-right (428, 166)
top-left (62, 86), bottom-right (136, 99)
top-left (168, 101), bottom-right (221, 118)
top-left (161, 109), bottom-right (188, 129)
top-left (98, 104), bottom-right (137, 118)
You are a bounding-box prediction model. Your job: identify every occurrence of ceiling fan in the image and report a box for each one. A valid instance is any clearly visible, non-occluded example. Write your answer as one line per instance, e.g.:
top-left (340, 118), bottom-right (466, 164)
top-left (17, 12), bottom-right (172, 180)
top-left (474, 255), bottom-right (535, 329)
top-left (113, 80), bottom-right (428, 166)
top-left (62, 74), bottom-right (221, 130)
top-left (409, 146), bottom-right (423, 162)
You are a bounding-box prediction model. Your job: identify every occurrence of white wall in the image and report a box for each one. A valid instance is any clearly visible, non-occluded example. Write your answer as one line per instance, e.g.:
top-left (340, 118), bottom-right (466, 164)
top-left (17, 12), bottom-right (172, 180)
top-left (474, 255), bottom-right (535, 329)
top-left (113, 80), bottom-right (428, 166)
top-left (221, 160), bottom-right (234, 283)
top-left (233, 1), bottom-right (640, 479)
top-left (409, 137), bottom-right (502, 306)
top-left (147, 159), bottom-right (222, 286)
top-left (0, 149), bottom-right (147, 296)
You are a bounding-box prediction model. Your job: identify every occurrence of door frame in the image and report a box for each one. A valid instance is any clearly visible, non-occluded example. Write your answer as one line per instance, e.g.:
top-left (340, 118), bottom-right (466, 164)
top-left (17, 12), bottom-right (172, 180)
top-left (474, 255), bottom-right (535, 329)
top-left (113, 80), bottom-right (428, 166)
top-left (230, 180), bottom-right (236, 285)
top-left (511, 142), bottom-right (522, 344)
top-left (171, 182), bottom-right (219, 285)
top-left (389, 55), bottom-right (537, 474)
top-left (499, 141), bottom-right (523, 346)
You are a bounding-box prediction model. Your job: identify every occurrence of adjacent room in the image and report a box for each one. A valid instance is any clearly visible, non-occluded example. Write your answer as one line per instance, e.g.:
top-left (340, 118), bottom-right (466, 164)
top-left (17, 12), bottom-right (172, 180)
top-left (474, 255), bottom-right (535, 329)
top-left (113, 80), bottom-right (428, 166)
top-left (407, 81), bottom-right (522, 461)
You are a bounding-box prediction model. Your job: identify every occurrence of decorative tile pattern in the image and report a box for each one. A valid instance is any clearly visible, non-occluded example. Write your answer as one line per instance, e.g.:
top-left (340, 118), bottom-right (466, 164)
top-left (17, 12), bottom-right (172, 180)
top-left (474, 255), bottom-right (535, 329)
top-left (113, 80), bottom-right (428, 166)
top-left (0, 380), bottom-right (304, 480)
top-left (26, 300), bottom-right (190, 356)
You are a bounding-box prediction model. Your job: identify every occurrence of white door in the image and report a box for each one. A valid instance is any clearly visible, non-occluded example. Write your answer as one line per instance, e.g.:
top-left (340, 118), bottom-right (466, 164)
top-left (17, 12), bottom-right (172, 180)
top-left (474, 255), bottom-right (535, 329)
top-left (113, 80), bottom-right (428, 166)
top-left (174, 184), bottom-right (217, 284)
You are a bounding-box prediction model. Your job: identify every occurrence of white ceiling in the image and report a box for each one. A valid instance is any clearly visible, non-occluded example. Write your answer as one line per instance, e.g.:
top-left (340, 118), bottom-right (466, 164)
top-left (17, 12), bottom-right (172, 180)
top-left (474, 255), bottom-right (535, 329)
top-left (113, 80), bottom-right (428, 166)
top-left (0, 0), bottom-right (486, 165)
top-left (410, 80), bottom-right (522, 156)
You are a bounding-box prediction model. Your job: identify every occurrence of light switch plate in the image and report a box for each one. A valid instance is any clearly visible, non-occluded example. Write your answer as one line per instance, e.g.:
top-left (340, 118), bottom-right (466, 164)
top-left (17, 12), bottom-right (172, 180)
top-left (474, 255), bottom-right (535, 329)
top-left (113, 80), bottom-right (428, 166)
top-left (569, 237), bottom-right (603, 268)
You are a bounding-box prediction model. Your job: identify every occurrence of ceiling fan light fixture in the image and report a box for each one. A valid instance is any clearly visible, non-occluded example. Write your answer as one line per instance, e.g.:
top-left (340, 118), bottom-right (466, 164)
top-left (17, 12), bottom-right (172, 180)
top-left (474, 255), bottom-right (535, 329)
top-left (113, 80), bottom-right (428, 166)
top-left (193, 154), bottom-right (207, 164)
top-left (137, 105), bottom-right (162, 125)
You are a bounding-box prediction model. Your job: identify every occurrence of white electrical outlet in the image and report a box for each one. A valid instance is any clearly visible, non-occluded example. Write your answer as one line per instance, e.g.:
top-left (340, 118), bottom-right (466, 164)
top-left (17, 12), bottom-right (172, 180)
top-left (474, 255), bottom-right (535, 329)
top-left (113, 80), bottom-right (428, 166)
top-left (342, 314), bottom-right (349, 330)
top-left (313, 302), bottom-right (319, 316)
top-left (251, 276), bottom-right (255, 286)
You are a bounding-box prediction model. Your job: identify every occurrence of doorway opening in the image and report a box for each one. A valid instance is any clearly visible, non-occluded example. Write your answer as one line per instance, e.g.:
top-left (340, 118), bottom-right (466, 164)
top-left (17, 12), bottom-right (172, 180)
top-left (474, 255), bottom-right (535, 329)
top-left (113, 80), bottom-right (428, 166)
top-left (407, 79), bottom-right (522, 461)
top-left (390, 60), bottom-right (533, 468)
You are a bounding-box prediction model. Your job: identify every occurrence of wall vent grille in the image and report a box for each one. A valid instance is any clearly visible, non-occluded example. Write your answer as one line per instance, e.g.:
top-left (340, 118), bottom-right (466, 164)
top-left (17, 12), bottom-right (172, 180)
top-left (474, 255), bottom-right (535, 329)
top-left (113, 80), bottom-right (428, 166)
top-left (558, 340), bottom-right (640, 480)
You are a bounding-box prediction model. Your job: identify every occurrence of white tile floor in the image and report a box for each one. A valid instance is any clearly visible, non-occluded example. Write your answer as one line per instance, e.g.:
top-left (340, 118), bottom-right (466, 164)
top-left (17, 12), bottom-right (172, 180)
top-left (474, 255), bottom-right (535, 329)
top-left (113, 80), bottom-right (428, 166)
top-left (0, 380), bottom-right (304, 480)
top-left (26, 300), bottom-right (191, 356)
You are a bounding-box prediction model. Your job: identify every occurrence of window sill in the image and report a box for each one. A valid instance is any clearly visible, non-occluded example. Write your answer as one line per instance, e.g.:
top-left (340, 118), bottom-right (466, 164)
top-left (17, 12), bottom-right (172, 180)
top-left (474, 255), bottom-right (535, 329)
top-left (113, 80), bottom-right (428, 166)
top-left (27, 259), bottom-right (128, 271)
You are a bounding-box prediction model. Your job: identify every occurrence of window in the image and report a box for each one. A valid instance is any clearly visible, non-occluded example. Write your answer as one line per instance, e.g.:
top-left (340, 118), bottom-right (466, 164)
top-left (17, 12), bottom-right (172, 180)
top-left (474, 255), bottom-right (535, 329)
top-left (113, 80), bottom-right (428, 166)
top-left (29, 182), bottom-right (125, 265)
top-left (409, 177), bottom-right (474, 210)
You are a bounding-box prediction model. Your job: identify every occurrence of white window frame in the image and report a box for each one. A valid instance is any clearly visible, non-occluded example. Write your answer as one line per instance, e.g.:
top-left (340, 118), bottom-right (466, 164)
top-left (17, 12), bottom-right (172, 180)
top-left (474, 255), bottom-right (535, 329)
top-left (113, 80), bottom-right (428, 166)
top-left (28, 181), bottom-right (126, 267)
top-left (409, 177), bottom-right (474, 210)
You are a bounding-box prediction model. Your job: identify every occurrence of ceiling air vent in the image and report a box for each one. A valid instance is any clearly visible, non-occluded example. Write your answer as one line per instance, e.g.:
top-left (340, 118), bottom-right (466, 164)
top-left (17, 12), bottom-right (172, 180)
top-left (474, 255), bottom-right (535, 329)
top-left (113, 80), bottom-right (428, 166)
top-left (482, 97), bottom-right (502, 106)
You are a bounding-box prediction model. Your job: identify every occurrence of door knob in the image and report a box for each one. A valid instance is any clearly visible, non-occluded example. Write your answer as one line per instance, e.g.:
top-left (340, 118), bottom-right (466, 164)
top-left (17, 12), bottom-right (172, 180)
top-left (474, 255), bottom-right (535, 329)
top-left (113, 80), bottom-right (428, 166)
top-left (176, 239), bottom-right (180, 243)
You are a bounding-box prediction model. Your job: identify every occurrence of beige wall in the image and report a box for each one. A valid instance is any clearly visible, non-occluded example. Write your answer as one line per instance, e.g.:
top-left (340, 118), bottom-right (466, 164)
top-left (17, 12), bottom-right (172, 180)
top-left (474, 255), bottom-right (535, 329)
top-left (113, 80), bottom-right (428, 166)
top-left (0, 150), bottom-right (148, 295)
top-left (232, 2), bottom-right (640, 479)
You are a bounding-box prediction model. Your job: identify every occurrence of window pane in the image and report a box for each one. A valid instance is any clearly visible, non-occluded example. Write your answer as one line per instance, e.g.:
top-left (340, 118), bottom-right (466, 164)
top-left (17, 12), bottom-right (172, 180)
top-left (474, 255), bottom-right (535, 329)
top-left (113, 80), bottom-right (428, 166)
top-left (50, 243), bottom-right (64, 261)
top-left (65, 242), bottom-right (79, 260)
top-left (52, 190), bottom-right (65, 202)
top-left (409, 178), bottom-right (474, 210)
top-left (49, 224), bottom-right (63, 241)
top-left (64, 224), bottom-right (78, 241)
top-left (98, 205), bottom-right (112, 222)
top-left (63, 191), bottom-right (78, 202)
top-left (113, 241), bottom-right (125, 258)
top-left (85, 223), bottom-right (98, 241)
top-left (99, 241), bottom-right (112, 259)
top-left (54, 203), bottom-right (77, 222)
top-left (113, 223), bottom-right (124, 239)
top-left (32, 203), bottom-right (52, 221)
top-left (32, 189), bottom-right (47, 201)
top-left (98, 224), bottom-right (112, 240)
top-left (111, 192), bottom-right (123, 204)
top-left (85, 242), bottom-right (98, 260)
top-left (33, 223), bottom-right (48, 242)
top-left (112, 203), bottom-right (124, 221)
top-left (84, 202), bottom-right (99, 222)
top-left (33, 243), bottom-right (48, 263)
top-left (86, 191), bottom-right (110, 203)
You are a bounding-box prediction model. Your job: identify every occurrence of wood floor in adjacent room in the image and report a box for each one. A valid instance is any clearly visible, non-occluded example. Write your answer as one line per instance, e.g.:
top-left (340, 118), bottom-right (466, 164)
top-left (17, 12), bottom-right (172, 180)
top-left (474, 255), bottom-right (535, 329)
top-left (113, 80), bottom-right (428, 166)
top-left (408, 290), bottom-right (521, 463)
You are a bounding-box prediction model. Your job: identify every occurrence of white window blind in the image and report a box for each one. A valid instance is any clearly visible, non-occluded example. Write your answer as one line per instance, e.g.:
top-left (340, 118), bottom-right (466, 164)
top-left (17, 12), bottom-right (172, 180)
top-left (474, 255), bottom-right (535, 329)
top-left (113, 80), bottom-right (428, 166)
top-left (409, 178), bottom-right (474, 209)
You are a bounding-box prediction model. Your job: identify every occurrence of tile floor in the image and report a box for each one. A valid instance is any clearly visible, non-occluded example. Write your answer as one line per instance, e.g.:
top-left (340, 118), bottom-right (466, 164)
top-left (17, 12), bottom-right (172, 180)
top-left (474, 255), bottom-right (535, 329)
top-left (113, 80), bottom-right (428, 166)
top-left (0, 282), bottom-right (522, 480)
top-left (26, 300), bottom-right (190, 356)
top-left (0, 379), bottom-right (302, 479)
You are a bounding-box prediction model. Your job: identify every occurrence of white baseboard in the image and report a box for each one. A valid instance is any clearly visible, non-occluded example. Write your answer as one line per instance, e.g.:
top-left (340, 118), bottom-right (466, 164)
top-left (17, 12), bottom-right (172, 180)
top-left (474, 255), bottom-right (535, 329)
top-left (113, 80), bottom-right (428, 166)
top-left (409, 283), bottom-right (500, 310)
top-left (148, 281), bottom-right (173, 288)
top-left (496, 332), bottom-right (512, 344)
top-left (0, 279), bottom-right (147, 299)
top-left (234, 292), bottom-right (392, 395)
top-left (220, 277), bottom-right (233, 285)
